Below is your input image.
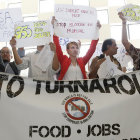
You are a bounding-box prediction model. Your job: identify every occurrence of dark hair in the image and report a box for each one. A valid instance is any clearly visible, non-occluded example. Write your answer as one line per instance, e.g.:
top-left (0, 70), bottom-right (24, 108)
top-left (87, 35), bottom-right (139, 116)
top-left (101, 39), bottom-right (114, 52)
top-left (66, 42), bottom-right (78, 49)
top-left (97, 54), bottom-right (105, 59)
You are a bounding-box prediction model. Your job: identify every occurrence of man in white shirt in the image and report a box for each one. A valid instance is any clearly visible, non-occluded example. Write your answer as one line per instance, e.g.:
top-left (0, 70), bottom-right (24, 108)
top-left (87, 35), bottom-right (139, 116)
top-left (10, 36), bottom-right (59, 81)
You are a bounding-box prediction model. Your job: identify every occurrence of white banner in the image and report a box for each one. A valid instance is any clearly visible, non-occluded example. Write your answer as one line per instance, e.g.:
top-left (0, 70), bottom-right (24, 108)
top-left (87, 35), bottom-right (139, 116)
top-left (15, 20), bottom-right (52, 48)
top-left (118, 4), bottom-right (140, 22)
top-left (0, 71), bottom-right (140, 140)
top-left (0, 8), bottom-right (23, 42)
top-left (54, 5), bottom-right (98, 39)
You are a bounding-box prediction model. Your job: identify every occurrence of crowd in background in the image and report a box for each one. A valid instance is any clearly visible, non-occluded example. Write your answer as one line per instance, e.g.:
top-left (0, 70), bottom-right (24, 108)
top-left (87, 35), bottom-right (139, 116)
top-left (0, 12), bottom-right (140, 81)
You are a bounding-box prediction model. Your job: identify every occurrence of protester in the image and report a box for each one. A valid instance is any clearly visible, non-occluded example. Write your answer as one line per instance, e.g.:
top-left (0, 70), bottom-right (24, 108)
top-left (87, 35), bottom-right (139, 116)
top-left (118, 12), bottom-right (140, 70)
top-left (91, 38), bottom-right (125, 78)
top-left (0, 46), bottom-right (25, 74)
top-left (102, 38), bottom-right (123, 70)
top-left (52, 17), bottom-right (101, 80)
top-left (10, 36), bottom-right (59, 81)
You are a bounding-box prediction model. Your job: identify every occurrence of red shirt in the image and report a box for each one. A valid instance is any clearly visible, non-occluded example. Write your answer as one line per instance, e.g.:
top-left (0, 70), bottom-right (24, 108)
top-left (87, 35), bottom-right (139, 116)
top-left (53, 35), bottom-right (99, 80)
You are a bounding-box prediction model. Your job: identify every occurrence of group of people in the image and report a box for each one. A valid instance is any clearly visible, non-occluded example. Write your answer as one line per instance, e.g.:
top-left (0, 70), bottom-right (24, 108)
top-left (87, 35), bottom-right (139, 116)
top-left (89, 12), bottom-right (140, 78)
top-left (0, 12), bottom-right (140, 81)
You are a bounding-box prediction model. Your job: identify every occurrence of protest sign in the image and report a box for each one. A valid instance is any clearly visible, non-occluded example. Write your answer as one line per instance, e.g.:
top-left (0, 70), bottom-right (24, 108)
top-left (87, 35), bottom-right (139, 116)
top-left (15, 20), bottom-right (52, 48)
top-left (54, 5), bottom-right (98, 39)
top-left (118, 4), bottom-right (140, 22)
top-left (0, 8), bottom-right (23, 42)
top-left (0, 71), bottom-right (140, 140)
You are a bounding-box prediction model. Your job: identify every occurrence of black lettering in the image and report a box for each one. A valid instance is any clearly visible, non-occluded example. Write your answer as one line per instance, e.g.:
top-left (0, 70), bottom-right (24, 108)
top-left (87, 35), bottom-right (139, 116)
top-left (39, 126), bottom-right (49, 137)
top-left (112, 123), bottom-right (120, 135)
top-left (103, 78), bottom-right (121, 93)
top-left (29, 126), bottom-right (38, 137)
top-left (46, 81), bottom-right (59, 93)
top-left (74, 80), bottom-right (88, 92)
top-left (0, 74), bottom-right (8, 98)
top-left (132, 74), bottom-right (140, 93)
top-left (33, 80), bottom-right (43, 95)
top-left (118, 75), bottom-right (135, 95)
top-left (50, 126), bottom-right (61, 137)
top-left (91, 125), bottom-right (102, 136)
top-left (7, 76), bottom-right (24, 98)
top-left (62, 126), bottom-right (71, 137)
top-left (60, 81), bottom-right (73, 93)
top-left (102, 124), bottom-right (111, 136)
top-left (87, 125), bottom-right (91, 137)
top-left (89, 79), bottom-right (105, 93)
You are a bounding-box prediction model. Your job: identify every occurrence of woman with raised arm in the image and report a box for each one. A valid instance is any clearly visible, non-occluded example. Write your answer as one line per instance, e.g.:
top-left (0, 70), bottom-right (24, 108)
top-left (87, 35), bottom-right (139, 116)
top-left (52, 17), bottom-right (101, 80)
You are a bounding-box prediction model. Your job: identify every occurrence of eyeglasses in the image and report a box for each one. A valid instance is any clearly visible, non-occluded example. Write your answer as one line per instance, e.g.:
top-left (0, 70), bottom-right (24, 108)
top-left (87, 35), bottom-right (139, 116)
top-left (1, 51), bottom-right (10, 55)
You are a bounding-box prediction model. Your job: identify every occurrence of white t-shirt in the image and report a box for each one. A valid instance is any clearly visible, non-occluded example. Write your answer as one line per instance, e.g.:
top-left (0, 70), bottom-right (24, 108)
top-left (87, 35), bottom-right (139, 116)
top-left (63, 63), bottom-right (83, 80)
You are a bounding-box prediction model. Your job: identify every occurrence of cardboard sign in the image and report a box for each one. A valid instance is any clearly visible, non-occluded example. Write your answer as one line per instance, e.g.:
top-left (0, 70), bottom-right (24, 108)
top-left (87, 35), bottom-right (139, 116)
top-left (54, 5), bottom-right (98, 39)
top-left (118, 4), bottom-right (140, 22)
top-left (0, 8), bottom-right (23, 42)
top-left (15, 20), bottom-right (52, 48)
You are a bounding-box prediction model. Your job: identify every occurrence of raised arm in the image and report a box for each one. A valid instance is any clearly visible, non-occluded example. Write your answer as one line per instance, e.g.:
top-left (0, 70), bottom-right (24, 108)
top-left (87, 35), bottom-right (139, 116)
top-left (118, 12), bottom-right (131, 50)
top-left (49, 42), bottom-right (59, 71)
top-left (82, 21), bottom-right (101, 64)
top-left (51, 16), bottom-right (65, 64)
top-left (10, 36), bottom-right (23, 65)
top-left (53, 35), bottom-right (65, 64)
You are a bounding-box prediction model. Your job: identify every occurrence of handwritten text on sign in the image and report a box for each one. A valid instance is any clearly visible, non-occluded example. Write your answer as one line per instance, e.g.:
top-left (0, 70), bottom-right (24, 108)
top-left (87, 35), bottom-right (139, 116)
top-left (54, 5), bottom-right (98, 39)
top-left (55, 4), bottom-right (96, 22)
top-left (0, 8), bottom-right (23, 42)
top-left (118, 4), bottom-right (140, 22)
top-left (15, 20), bottom-right (52, 48)
top-left (54, 21), bottom-right (98, 39)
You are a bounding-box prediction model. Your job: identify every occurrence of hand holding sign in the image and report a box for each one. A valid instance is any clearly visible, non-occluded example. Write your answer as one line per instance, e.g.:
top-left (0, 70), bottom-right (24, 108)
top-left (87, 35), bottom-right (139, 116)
top-left (118, 12), bottom-right (127, 23)
top-left (118, 4), bottom-right (140, 22)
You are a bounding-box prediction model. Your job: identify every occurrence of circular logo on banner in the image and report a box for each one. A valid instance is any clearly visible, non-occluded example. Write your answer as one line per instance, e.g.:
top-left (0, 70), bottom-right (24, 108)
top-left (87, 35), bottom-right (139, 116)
top-left (62, 94), bottom-right (94, 124)
top-left (65, 97), bottom-right (90, 120)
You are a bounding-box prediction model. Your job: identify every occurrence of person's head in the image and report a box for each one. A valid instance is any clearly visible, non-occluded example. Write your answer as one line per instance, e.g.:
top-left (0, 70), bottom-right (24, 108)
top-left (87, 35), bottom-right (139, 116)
top-left (66, 42), bottom-right (79, 58)
top-left (37, 45), bottom-right (45, 52)
top-left (0, 47), bottom-right (12, 62)
top-left (102, 39), bottom-right (118, 56)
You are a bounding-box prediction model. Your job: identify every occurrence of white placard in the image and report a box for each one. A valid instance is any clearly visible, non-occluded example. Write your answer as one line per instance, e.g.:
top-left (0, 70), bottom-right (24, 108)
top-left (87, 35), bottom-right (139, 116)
top-left (118, 4), bottom-right (140, 22)
top-left (54, 5), bottom-right (98, 39)
top-left (0, 8), bottom-right (23, 42)
top-left (15, 20), bottom-right (52, 48)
